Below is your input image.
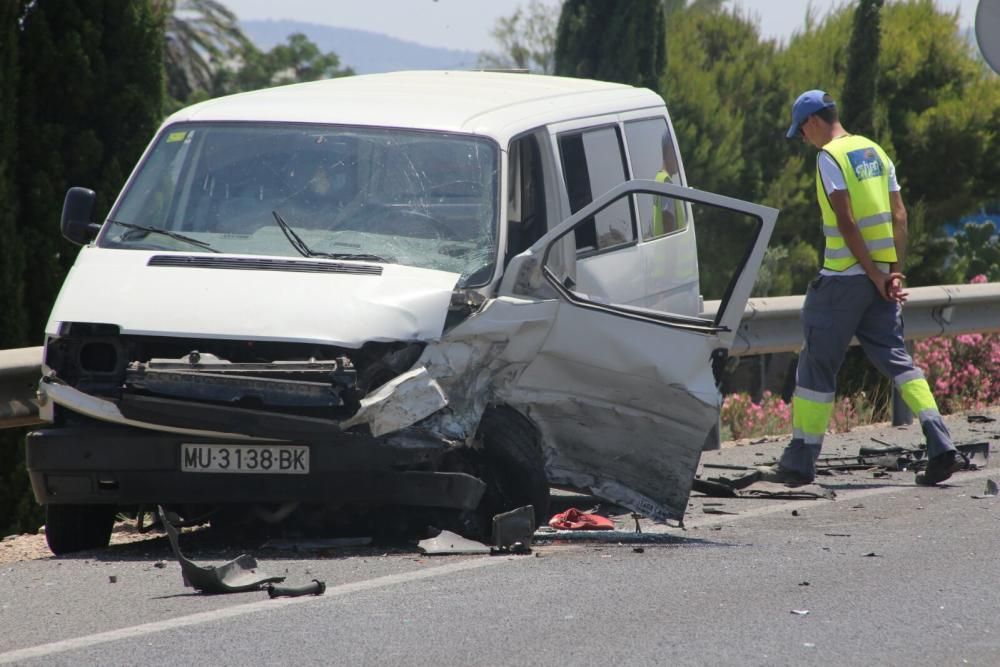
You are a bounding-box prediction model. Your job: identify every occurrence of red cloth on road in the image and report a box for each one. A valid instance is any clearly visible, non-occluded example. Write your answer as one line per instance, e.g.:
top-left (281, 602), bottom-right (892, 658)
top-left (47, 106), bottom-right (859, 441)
top-left (548, 508), bottom-right (614, 530)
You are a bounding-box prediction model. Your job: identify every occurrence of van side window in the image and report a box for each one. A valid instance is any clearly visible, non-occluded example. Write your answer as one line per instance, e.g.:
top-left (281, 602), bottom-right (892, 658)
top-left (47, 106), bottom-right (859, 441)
top-left (558, 126), bottom-right (635, 253)
top-left (505, 134), bottom-right (548, 265)
top-left (623, 118), bottom-right (687, 239)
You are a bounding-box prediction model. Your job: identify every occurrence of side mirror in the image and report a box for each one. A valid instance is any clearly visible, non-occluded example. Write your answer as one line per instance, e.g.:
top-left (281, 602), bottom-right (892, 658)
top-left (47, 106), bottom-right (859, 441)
top-left (61, 187), bottom-right (101, 245)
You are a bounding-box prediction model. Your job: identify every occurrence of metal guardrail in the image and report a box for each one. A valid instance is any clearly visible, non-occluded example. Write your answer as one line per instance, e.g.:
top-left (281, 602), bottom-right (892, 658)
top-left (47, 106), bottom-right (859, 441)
top-left (0, 282), bottom-right (997, 430)
top-left (703, 282), bottom-right (1000, 357)
top-left (0, 346), bottom-right (44, 429)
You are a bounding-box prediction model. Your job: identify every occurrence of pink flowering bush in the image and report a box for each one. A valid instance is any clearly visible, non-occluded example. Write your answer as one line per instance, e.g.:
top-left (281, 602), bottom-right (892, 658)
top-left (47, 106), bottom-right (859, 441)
top-left (912, 276), bottom-right (1000, 413)
top-left (721, 275), bottom-right (999, 440)
top-left (720, 391), bottom-right (791, 440)
top-left (720, 390), bottom-right (882, 440)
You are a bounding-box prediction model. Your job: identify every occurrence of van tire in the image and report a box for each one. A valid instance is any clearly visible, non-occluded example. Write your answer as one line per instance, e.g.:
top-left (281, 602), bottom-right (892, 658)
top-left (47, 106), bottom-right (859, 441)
top-left (45, 504), bottom-right (115, 555)
top-left (476, 406), bottom-right (551, 532)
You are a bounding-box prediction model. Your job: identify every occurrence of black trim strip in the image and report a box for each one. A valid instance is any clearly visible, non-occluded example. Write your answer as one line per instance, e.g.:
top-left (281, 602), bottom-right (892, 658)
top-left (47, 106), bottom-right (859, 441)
top-left (542, 266), bottom-right (726, 334)
top-left (148, 255), bottom-right (383, 276)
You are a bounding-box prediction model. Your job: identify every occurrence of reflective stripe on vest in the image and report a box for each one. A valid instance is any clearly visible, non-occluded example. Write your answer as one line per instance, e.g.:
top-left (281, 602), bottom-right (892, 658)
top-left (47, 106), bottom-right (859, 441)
top-left (815, 135), bottom-right (897, 271)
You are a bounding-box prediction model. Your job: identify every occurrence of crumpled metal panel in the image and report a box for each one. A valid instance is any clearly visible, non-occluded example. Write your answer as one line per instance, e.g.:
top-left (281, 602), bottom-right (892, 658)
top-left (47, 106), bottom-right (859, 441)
top-left (340, 366), bottom-right (448, 437)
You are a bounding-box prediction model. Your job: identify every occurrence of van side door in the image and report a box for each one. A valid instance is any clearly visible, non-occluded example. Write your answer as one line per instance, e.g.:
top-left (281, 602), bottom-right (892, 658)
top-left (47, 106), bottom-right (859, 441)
top-left (497, 180), bottom-right (776, 522)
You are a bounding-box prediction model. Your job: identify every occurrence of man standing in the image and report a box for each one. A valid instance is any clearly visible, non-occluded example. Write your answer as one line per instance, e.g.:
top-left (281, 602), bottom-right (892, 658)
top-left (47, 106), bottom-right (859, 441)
top-left (759, 90), bottom-right (964, 487)
top-left (652, 130), bottom-right (685, 236)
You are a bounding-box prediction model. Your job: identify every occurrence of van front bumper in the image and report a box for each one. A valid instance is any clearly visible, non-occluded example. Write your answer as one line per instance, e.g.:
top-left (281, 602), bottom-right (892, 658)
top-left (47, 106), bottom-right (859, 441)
top-left (25, 424), bottom-right (485, 509)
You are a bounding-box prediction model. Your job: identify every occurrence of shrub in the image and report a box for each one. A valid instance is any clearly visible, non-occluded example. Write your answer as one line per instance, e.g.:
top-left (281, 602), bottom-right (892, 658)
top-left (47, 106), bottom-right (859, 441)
top-left (912, 276), bottom-right (1000, 412)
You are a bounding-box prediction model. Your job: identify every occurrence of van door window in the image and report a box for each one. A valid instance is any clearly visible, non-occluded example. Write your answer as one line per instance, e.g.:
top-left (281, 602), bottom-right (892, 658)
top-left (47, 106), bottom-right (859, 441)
top-left (505, 134), bottom-right (548, 265)
top-left (623, 118), bottom-right (687, 239)
top-left (558, 127), bottom-right (635, 254)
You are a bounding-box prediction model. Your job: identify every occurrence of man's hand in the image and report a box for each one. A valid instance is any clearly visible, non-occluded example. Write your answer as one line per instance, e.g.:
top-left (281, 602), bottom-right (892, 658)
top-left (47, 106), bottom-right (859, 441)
top-left (873, 271), bottom-right (908, 303)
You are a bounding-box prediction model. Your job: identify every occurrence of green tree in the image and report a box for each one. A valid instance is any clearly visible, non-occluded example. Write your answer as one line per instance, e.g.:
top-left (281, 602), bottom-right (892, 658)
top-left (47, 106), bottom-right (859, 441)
top-left (554, 0), bottom-right (665, 90)
top-left (155, 0), bottom-right (249, 104)
top-left (953, 220), bottom-right (1000, 281)
top-left (211, 33), bottom-right (354, 96)
top-left (478, 0), bottom-right (559, 74)
top-left (841, 0), bottom-right (884, 138)
top-left (660, 6), bottom-right (791, 296)
top-left (16, 1), bottom-right (165, 342)
top-left (0, 1), bottom-right (25, 349)
top-left (2, 1), bottom-right (165, 537)
top-left (0, 0), bottom-right (35, 543)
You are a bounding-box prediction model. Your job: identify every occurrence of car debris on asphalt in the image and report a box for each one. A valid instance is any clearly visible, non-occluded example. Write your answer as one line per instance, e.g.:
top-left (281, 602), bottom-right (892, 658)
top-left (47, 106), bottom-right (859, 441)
top-left (159, 506), bottom-right (286, 594)
top-left (417, 530), bottom-right (491, 555)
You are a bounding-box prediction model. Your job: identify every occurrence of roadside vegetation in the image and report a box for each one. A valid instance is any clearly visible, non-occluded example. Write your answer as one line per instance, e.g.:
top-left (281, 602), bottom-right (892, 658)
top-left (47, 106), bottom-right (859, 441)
top-left (1, 0), bottom-right (998, 535)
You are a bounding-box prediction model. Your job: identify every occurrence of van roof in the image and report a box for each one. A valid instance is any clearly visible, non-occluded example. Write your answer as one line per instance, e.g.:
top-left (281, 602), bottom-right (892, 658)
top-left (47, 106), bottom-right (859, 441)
top-left (166, 70), bottom-right (665, 143)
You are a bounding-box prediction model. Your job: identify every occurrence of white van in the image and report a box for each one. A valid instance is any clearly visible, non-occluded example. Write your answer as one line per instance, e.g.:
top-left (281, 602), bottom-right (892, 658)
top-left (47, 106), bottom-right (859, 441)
top-left (29, 71), bottom-right (775, 553)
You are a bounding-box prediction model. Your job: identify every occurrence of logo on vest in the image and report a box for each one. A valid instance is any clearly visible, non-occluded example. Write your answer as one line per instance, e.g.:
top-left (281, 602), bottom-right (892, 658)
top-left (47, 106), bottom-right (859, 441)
top-left (846, 147), bottom-right (884, 181)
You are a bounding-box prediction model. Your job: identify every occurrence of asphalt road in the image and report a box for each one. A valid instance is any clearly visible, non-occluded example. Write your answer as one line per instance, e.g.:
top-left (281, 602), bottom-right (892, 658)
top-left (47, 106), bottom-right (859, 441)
top-left (2, 408), bottom-right (998, 666)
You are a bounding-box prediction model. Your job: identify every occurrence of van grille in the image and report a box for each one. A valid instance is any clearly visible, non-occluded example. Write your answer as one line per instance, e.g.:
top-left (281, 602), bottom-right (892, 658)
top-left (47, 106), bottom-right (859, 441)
top-left (147, 255), bottom-right (383, 276)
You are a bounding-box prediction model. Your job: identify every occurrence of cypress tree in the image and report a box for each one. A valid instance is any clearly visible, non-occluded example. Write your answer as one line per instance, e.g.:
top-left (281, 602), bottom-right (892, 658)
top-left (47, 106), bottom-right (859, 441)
top-left (554, 0), bottom-right (665, 91)
top-left (0, 0), bottom-right (35, 540)
top-left (1, 2), bottom-right (164, 536)
top-left (841, 0), bottom-right (883, 137)
top-left (0, 1), bottom-right (26, 349)
top-left (16, 1), bottom-right (165, 342)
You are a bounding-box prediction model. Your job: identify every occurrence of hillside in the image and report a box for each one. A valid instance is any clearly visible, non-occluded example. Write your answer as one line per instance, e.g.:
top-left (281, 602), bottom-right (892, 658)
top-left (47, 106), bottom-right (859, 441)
top-left (241, 19), bottom-right (480, 74)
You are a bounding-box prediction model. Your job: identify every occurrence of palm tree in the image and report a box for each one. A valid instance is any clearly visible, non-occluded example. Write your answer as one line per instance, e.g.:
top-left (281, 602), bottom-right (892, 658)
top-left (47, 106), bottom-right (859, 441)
top-left (152, 0), bottom-right (249, 102)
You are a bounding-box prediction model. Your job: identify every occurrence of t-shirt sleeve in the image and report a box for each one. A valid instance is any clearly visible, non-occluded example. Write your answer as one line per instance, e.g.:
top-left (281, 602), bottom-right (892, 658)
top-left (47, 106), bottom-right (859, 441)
top-left (817, 152), bottom-right (846, 194)
top-left (887, 157), bottom-right (900, 192)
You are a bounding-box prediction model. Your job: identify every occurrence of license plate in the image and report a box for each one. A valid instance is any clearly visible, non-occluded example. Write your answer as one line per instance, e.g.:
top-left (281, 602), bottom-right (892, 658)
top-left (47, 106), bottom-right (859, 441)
top-left (181, 444), bottom-right (309, 474)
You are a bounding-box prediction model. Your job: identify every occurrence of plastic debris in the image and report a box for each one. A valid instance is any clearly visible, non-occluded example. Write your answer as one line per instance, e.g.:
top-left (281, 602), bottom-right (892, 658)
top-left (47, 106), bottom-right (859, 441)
top-left (417, 530), bottom-right (491, 555)
top-left (971, 479), bottom-right (999, 499)
top-left (791, 609), bottom-right (809, 616)
top-left (492, 505), bottom-right (535, 551)
top-left (266, 579), bottom-right (326, 598)
top-left (158, 506), bottom-right (285, 594)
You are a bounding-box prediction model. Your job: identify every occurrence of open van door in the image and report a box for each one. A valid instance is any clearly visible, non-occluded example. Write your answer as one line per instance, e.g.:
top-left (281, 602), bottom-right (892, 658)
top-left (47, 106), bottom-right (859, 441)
top-left (497, 180), bottom-right (777, 522)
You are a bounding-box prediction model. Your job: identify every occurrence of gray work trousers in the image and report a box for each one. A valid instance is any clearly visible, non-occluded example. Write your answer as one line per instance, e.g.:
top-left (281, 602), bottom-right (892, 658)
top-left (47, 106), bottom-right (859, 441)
top-left (778, 274), bottom-right (955, 479)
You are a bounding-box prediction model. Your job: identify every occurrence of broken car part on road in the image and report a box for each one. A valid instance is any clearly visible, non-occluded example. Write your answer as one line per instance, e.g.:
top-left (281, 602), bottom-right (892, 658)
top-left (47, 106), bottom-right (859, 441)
top-left (159, 507), bottom-right (285, 594)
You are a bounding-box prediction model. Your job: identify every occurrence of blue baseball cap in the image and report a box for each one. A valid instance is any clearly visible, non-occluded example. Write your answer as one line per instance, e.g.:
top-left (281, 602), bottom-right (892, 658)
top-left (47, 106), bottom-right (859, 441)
top-left (786, 90), bottom-right (836, 138)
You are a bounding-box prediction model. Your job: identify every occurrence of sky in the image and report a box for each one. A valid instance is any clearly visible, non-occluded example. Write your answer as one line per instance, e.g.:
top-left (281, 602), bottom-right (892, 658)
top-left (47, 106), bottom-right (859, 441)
top-left (222, 0), bottom-right (982, 52)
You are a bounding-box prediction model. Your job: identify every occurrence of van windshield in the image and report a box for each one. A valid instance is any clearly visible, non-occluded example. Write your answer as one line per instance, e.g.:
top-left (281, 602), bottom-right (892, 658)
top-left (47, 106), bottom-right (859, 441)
top-left (103, 123), bottom-right (500, 286)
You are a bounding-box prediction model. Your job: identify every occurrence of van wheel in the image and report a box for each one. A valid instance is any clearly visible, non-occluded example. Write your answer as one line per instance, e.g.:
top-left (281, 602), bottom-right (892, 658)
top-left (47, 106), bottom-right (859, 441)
top-left (45, 504), bottom-right (115, 555)
top-left (476, 407), bottom-right (551, 533)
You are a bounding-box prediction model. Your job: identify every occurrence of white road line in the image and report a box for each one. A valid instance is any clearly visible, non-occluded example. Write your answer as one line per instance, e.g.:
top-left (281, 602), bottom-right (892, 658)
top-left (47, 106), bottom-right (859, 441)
top-left (685, 466), bottom-right (999, 529)
top-left (0, 556), bottom-right (513, 664)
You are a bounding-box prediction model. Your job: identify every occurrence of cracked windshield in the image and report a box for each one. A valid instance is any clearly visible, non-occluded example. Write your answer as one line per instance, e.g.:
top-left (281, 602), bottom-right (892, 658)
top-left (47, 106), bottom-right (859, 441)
top-left (103, 123), bottom-right (499, 286)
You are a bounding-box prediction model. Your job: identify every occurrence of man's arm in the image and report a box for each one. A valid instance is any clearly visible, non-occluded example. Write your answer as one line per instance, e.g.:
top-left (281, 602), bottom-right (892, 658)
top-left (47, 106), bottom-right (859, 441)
top-left (829, 190), bottom-right (905, 302)
top-left (889, 190), bottom-right (907, 272)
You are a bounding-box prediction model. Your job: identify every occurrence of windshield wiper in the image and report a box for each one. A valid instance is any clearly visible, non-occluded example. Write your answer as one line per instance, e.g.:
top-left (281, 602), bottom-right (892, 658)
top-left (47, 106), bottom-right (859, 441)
top-left (109, 219), bottom-right (219, 252)
top-left (272, 211), bottom-right (388, 263)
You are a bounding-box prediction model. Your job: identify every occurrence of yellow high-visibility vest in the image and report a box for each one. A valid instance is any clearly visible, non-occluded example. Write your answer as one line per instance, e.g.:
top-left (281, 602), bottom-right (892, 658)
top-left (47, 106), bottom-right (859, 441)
top-left (652, 170), bottom-right (685, 237)
top-left (816, 135), bottom-right (897, 271)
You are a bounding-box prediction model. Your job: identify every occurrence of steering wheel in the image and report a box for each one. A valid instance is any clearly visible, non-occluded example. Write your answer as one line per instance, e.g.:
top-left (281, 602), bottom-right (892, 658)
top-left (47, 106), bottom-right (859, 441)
top-left (331, 203), bottom-right (461, 240)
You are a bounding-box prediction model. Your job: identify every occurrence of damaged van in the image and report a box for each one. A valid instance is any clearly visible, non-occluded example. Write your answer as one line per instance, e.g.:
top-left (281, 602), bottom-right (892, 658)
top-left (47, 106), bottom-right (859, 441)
top-left (28, 71), bottom-right (776, 554)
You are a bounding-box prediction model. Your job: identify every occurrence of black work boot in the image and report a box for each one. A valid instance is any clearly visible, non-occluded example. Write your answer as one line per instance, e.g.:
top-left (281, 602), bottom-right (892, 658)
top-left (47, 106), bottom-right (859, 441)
top-left (915, 450), bottom-right (966, 486)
